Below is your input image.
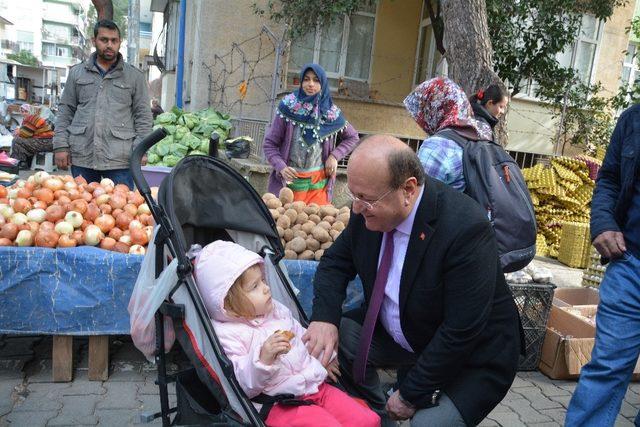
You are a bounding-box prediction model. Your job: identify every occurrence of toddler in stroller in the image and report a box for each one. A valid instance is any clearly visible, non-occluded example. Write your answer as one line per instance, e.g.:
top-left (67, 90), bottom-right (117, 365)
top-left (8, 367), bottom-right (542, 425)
top-left (194, 240), bottom-right (380, 427)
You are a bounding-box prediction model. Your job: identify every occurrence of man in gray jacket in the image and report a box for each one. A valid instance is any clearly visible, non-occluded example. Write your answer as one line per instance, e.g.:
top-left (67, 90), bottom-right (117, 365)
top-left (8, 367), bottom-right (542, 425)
top-left (54, 19), bottom-right (152, 189)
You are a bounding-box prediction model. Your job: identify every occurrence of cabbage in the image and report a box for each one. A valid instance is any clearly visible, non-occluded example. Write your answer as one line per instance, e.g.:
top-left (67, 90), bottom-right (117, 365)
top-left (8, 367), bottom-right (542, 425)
top-left (182, 133), bottom-right (201, 149)
top-left (198, 139), bottom-right (209, 153)
top-left (156, 136), bottom-right (174, 156)
top-left (169, 143), bottom-right (188, 157)
top-left (174, 126), bottom-right (189, 141)
top-left (147, 153), bottom-right (160, 164)
top-left (155, 112), bottom-right (177, 125)
top-left (163, 155), bottom-right (181, 167)
top-left (178, 113), bottom-right (199, 129)
top-left (164, 125), bottom-right (177, 135)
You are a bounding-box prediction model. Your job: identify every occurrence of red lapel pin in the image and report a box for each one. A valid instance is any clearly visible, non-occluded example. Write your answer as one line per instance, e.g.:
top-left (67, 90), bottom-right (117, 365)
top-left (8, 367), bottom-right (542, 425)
top-left (419, 232), bottom-right (426, 241)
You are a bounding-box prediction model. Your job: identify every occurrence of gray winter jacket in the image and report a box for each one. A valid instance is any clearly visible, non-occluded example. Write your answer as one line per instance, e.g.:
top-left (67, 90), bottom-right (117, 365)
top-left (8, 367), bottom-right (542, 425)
top-left (53, 52), bottom-right (152, 170)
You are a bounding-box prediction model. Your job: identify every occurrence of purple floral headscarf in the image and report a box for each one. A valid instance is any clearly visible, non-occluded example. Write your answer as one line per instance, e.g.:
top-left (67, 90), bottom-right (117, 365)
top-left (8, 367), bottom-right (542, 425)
top-left (404, 77), bottom-right (492, 140)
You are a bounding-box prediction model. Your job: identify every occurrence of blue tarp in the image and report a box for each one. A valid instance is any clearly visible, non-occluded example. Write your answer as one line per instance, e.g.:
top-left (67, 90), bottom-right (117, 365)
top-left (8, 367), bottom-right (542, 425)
top-left (0, 247), bottom-right (363, 335)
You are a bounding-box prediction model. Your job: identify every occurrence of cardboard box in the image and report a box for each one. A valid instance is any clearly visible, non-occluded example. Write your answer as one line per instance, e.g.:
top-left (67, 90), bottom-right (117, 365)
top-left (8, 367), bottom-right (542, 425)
top-left (539, 304), bottom-right (640, 380)
top-left (553, 287), bottom-right (599, 307)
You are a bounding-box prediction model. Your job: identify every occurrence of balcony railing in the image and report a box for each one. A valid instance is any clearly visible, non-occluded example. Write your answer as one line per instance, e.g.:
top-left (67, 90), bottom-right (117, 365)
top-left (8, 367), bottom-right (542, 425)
top-left (42, 35), bottom-right (81, 46)
top-left (0, 39), bottom-right (19, 52)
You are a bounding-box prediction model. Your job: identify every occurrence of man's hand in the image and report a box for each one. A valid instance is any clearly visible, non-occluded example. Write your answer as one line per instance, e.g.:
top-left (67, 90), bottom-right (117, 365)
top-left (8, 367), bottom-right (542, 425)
top-left (141, 154), bottom-right (148, 166)
top-left (385, 390), bottom-right (416, 421)
top-left (55, 151), bottom-right (71, 170)
top-left (259, 332), bottom-right (291, 365)
top-left (593, 231), bottom-right (626, 259)
top-left (302, 321), bottom-right (338, 367)
top-left (325, 358), bottom-right (341, 383)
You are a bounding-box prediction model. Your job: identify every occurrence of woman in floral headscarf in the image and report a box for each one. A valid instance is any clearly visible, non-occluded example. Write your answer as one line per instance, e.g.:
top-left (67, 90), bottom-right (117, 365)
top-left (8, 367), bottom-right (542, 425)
top-left (404, 77), bottom-right (492, 192)
top-left (263, 63), bottom-right (359, 205)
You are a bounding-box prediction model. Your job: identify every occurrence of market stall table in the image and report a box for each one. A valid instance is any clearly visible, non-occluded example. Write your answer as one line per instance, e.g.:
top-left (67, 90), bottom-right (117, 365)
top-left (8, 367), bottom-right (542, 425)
top-left (0, 247), bottom-right (364, 382)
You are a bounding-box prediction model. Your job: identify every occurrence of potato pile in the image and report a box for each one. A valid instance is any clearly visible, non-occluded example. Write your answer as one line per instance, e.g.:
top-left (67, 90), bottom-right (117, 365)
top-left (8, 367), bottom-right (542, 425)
top-left (263, 188), bottom-right (350, 260)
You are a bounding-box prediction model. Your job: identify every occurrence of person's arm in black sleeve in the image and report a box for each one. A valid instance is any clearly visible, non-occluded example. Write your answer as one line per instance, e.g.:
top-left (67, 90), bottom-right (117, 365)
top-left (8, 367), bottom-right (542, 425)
top-left (399, 220), bottom-right (497, 407)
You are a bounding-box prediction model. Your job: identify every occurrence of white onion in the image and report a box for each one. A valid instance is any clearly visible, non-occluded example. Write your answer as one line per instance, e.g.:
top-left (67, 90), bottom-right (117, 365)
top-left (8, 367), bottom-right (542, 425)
top-left (10, 212), bottom-right (28, 225)
top-left (118, 235), bottom-right (132, 245)
top-left (7, 188), bottom-right (19, 199)
top-left (54, 221), bottom-right (74, 235)
top-left (15, 230), bottom-right (34, 246)
top-left (0, 204), bottom-right (13, 219)
top-left (64, 211), bottom-right (84, 228)
top-left (100, 178), bottom-right (115, 188)
top-left (137, 203), bottom-right (151, 215)
top-left (15, 179), bottom-right (26, 188)
top-left (33, 171), bottom-right (50, 184)
top-left (95, 194), bottom-right (111, 206)
top-left (129, 244), bottom-right (146, 255)
top-left (26, 209), bottom-right (47, 223)
top-left (64, 181), bottom-right (78, 191)
top-left (128, 220), bottom-right (143, 231)
top-left (84, 225), bottom-right (103, 246)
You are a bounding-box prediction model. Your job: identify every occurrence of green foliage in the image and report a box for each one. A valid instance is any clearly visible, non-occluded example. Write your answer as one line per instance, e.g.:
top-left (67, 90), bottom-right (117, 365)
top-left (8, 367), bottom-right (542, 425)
top-left (545, 78), bottom-right (616, 152)
top-left (252, 0), bottom-right (377, 38)
top-left (7, 50), bottom-right (39, 66)
top-left (486, 0), bottom-right (626, 97)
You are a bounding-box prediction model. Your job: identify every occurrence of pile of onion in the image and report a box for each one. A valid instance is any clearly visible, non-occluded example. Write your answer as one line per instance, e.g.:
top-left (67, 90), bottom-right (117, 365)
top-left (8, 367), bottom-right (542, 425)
top-left (0, 175), bottom-right (154, 255)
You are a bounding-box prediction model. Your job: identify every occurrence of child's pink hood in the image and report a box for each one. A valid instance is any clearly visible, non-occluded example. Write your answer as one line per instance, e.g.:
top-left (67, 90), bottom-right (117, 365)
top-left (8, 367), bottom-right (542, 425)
top-left (194, 240), bottom-right (263, 322)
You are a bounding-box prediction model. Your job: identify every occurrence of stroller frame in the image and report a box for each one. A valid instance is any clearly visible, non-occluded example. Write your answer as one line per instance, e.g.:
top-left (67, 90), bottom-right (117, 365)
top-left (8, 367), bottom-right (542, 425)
top-left (130, 129), bottom-right (309, 426)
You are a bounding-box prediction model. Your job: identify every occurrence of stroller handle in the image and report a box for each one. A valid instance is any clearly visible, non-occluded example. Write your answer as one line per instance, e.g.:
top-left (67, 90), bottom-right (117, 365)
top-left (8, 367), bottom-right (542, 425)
top-left (130, 128), bottom-right (167, 195)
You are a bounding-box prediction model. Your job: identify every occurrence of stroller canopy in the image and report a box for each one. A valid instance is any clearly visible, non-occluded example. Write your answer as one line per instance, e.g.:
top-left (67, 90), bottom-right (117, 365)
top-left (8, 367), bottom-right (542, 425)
top-left (158, 155), bottom-right (280, 254)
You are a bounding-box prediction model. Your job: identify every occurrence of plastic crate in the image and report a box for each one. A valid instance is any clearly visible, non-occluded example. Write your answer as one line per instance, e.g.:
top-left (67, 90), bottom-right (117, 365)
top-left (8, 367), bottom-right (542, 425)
top-left (141, 165), bottom-right (172, 187)
top-left (509, 282), bottom-right (556, 371)
top-left (230, 118), bottom-right (268, 160)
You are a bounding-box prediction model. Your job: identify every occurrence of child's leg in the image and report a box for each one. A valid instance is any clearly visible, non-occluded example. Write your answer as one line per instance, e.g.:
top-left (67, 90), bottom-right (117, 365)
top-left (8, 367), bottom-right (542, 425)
top-left (315, 383), bottom-right (381, 427)
top-left (265, 401), bottom-right (341, 427)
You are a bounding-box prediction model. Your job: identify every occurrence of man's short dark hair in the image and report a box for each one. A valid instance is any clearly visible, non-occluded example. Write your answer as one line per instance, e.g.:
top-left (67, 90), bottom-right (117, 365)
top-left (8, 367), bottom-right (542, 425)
top-left (388, 148), bottom-right (426, 187)
top-left (94, 19), bottom-right (121, 38)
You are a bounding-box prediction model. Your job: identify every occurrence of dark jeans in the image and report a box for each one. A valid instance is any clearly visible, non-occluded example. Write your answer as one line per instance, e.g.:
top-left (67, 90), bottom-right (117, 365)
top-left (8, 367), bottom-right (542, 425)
top-left (338, 317), bottom-right (466, 426)
top-left (71, 165), bottom-right (134, 190)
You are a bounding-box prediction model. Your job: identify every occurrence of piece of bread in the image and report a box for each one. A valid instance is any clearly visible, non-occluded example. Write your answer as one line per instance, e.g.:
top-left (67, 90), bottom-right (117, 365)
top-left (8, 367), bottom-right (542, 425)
top-left (275, 329), bottom-right (295, 341)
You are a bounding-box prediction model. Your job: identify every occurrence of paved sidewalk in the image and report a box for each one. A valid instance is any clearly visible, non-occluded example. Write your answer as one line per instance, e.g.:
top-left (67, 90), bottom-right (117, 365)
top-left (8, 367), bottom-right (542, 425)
top-left (1, 334), bottom-right (639, 427)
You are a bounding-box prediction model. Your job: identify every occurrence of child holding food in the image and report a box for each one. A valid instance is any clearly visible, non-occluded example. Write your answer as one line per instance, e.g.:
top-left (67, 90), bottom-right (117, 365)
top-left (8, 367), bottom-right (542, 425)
top-left (194, 240), bottom-right (380, 427)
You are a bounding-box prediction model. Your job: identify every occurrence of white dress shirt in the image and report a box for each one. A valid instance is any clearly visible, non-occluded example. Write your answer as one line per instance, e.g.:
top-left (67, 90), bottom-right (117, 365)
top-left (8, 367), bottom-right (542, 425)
top-left (378, 186), bottom-right (425, 353)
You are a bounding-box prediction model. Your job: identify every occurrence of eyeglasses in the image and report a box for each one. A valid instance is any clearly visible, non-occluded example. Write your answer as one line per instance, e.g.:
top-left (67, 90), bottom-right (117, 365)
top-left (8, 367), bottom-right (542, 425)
top-left (345, 187), bottom-right (395, 211)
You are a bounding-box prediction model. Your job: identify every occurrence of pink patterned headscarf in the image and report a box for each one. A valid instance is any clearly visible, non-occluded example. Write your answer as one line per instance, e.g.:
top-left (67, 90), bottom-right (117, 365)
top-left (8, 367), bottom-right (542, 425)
top-left (404, 77), bottom-right (492, 140)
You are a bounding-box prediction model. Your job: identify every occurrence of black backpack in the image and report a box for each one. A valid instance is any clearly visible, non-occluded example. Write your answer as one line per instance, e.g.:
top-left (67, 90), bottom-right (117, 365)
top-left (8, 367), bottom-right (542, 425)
top-left (435, 129), bottom-right (537, 272)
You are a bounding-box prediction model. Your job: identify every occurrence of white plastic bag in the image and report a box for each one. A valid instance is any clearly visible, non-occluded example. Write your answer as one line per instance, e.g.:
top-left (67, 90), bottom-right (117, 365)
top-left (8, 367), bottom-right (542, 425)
top-left (128, 227), bottom-right (178, 362)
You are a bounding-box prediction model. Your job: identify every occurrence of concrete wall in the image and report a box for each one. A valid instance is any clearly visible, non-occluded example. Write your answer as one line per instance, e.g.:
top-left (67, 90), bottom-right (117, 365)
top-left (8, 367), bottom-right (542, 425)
top-left (369, 0), bottom-right (422, 103)
top-left (593, 0), bottom-right (636, 96)
top-left (180, 0), bottom-right (284, 120)
top-left (504, 99), bottom-right (558, 154)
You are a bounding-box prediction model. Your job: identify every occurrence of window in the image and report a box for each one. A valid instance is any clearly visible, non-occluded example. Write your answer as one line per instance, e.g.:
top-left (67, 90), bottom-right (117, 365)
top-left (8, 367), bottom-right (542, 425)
top-left (43, 43), bottom-right (70, 57)
top-left (414, 0), bottom-right (446, 85)
top-left (558, 15), bottom-right (602, 85)
top-left (288, 5), bottom-right (377, 87)
top-left (521, 14), bottom-right (602, 98)
top-left (43, 23), bottom-right (71, 43)
top-left (16, 31), bottom-right (34, 54)
top-left (621, 42), bottom-right (639, 90)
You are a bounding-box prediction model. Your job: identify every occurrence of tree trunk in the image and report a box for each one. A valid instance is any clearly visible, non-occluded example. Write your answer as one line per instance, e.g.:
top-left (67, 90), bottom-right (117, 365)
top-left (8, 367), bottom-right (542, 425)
top-left (440, 0), bottom-right (509, 146)
top-left (91, 0), bottom-right (114, 21)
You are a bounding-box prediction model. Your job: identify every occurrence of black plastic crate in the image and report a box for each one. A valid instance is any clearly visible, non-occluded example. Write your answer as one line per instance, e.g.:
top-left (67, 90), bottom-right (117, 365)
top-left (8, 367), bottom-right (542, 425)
top-left (509, 282), bottom-right (556, 371)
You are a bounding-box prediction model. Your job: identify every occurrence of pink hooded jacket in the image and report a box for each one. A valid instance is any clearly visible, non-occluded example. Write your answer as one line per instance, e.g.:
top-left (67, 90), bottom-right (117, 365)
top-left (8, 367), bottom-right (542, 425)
top-left (194, 241), bottom-right (328, 399)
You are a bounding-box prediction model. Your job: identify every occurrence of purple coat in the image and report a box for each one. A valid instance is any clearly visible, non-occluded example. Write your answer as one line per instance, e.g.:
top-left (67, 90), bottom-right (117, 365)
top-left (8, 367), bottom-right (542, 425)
top-left (263, 115), bottom-right (360, 199)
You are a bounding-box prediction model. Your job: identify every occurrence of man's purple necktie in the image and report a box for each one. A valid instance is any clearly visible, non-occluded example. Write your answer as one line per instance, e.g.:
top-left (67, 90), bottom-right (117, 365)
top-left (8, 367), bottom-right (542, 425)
top-left (353, 229), bottom-right (396, 384)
